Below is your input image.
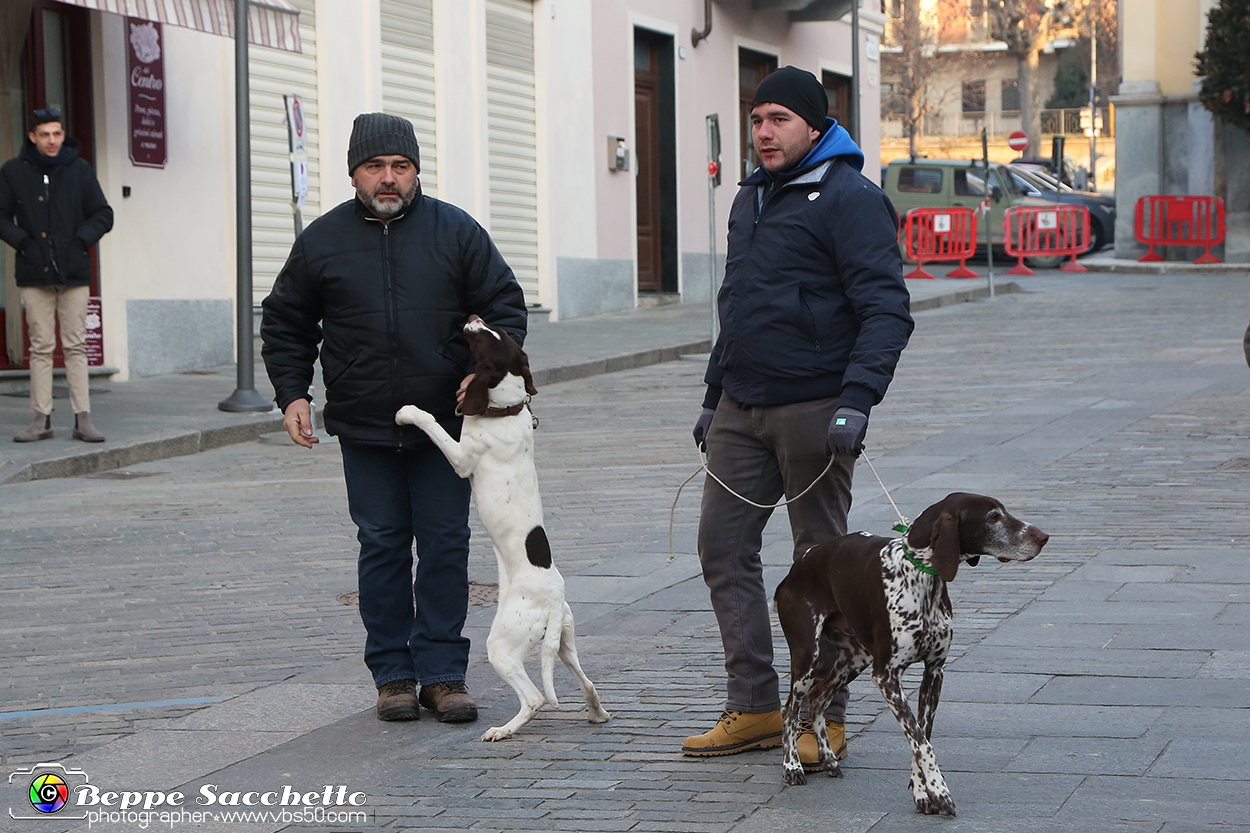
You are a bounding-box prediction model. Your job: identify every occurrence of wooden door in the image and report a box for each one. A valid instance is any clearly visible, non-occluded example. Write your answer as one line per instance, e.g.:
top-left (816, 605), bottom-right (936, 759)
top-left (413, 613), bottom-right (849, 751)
top-left (738, 49), bottom-right (777, 180)
top-left (823, 70), bottom-right (852, 135)
top-left (634, 34), bottom-right (661, 293)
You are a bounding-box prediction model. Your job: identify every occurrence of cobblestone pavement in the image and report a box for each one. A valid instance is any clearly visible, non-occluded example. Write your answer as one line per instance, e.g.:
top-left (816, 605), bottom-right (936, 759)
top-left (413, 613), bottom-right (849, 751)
top-left (1, 271), bottom-right (1248, 832)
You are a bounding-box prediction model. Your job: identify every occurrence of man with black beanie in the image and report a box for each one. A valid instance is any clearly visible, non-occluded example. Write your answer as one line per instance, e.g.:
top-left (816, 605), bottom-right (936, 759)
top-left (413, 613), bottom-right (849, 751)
top-left (682, 67), bottom-right (913, 768)
top-left (262, 112), bottom-right (527, 724)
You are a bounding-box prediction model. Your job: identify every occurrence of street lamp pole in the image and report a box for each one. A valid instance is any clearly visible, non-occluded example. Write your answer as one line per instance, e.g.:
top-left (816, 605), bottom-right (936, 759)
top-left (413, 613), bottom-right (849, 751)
top-left (219, 0), bottom-right (273, 412)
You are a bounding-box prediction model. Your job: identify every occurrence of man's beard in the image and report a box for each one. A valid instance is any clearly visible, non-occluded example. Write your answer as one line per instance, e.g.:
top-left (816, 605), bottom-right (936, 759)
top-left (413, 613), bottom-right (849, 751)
top-left (361, 179), bottom-right (418, 219)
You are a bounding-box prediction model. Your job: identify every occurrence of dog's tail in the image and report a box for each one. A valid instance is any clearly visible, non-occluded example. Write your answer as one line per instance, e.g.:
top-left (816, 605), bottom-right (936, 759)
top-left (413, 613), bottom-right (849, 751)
top-left (540, 606), bottom-right (562, 707)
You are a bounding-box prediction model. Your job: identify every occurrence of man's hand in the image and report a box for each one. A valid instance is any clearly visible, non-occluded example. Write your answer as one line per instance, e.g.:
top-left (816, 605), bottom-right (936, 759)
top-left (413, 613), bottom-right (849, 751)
top-left (283, 399), bottom-right (319, 448)
top-left (693, 408), bottom-right (715, 451)
top-left (826, 407), bottom-right (867, 457)
top-left (456, 373), bottom-right (475, 405)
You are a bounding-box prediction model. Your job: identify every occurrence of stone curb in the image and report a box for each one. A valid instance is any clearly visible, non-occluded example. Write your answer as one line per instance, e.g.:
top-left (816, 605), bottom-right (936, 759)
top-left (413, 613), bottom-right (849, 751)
top-left (1083, 258), bottom-right (1250, 274)
top-left (0, 416), bottom-right (284, 484)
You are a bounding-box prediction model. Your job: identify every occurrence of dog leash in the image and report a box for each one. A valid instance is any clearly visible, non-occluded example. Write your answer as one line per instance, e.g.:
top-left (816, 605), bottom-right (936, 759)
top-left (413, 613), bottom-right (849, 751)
top-left (667, 445), bottom-right (911, 559)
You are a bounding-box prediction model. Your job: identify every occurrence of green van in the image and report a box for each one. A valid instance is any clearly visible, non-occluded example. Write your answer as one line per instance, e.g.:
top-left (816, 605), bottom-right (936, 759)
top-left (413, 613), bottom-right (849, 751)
top-left (883, 158), bottom-right (1060, 264)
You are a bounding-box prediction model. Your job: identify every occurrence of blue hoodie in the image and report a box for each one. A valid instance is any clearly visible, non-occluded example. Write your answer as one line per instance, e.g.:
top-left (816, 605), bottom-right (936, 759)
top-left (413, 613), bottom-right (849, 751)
top-left (705, 117), bottom-right (912, 414)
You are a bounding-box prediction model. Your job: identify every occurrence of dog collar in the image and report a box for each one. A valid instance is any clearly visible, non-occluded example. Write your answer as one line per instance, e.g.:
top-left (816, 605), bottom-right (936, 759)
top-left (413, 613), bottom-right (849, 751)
top-left (481, 403), bottom-right (526, 417)
top-left (901, 544), bottom-right (939, 576)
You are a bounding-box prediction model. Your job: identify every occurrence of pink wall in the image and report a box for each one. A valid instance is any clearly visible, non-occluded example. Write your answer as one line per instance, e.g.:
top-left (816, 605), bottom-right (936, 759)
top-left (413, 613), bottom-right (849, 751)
top-left (588, 1), bottom-right (880, 275)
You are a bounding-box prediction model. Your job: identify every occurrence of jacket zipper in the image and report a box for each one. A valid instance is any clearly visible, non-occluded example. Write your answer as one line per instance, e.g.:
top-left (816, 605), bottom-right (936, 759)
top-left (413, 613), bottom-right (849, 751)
top-left (380, 222), bottom-right (402, 444)
top-left (43, 173), bottom-right (61, 278)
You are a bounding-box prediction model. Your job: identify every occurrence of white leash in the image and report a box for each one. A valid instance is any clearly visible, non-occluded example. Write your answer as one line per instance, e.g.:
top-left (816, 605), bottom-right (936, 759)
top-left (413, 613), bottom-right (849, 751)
top-left (667, 445), bottom-right (910, 558)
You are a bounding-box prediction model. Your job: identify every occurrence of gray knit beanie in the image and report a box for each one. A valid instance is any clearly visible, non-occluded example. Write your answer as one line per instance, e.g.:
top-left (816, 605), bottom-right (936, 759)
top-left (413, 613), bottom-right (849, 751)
top-left (347, 112), bottom-right (421, 175)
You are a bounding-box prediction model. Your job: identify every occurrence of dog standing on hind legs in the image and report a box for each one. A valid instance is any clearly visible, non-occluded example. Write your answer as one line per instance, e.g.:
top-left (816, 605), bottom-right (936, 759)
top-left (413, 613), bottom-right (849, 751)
top-left (395, 315), bottom-right (610, 741)
top-left (773, 492), bottom-right (1048, 816)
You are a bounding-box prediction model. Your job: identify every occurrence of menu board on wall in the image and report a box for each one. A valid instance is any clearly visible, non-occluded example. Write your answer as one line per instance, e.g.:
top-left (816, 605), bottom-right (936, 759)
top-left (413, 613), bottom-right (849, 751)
top-left (127, 18), bottom-right (167, 168)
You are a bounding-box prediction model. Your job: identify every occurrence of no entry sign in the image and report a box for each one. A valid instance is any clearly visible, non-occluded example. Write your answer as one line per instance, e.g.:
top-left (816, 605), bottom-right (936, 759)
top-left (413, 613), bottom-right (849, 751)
top-left (1008, 131), bottom-right (1029, 152)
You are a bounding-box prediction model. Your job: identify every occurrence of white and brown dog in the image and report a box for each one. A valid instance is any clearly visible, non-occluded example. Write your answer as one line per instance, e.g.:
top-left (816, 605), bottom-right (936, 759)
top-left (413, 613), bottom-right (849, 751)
top-left (774, 493), bottom-right (1048, 816)
top-left (395, 315), bottom-right (610, 741)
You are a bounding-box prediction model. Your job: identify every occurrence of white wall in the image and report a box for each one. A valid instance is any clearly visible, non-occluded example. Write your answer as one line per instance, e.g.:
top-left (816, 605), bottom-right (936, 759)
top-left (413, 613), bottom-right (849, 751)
top-left (92, 16), bottom-right (236, 378)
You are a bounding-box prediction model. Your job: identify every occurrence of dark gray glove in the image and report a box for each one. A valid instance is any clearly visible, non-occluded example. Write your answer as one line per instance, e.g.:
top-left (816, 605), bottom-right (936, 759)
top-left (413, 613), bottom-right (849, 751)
top-left (693, 408), bottom-right (715, 451)
top-left (826, 407), bottom-right (867, 456)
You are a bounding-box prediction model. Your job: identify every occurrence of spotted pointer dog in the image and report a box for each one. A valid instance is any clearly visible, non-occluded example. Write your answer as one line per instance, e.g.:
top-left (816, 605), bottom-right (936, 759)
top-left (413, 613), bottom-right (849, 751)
top-left (395, 315), bottom-right (610, 741)
top-left (773, 493), bottom-right (1048, 816)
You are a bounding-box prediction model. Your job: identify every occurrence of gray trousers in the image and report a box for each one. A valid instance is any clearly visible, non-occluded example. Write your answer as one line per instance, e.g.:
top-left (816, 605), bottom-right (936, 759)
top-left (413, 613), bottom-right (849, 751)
top-left (697, 392), bottom-right (856, 718)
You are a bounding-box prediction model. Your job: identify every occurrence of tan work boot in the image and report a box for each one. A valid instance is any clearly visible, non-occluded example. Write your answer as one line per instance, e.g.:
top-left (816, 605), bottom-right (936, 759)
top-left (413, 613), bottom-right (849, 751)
top-left (682, 709), bottom-right (783, 756)
top-left (73, 412), bottom-right (105, 443)
top-left (376, 679), bottom-right (419, 721)
top-left (418, 681), bottom-right (478, 723)
top-left (798, 720), bottom-right (849, 771)
top-left (14, 413), bottom-right (53, 443)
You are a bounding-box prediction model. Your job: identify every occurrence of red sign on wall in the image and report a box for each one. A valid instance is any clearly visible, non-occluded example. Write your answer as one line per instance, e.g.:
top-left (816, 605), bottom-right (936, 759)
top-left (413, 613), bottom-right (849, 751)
top-left (127, 18), bottom-right (167, 168)
top-left (86, 297), bottom-right (104, 367)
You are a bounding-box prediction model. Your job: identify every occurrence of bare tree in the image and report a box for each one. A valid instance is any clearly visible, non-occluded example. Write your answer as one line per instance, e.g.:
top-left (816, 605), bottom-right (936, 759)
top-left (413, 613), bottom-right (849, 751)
top-left (988, 0), bottom-right (1086, 156)
top-left (883, 0), bottom-right (998, 157)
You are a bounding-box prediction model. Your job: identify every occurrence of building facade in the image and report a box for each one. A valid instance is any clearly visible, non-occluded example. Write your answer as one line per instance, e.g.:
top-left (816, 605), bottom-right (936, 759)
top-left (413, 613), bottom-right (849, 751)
top-left (1113, 0), bottom-right (1249, 261)
top-left (0, 0), bottom-right (884, 381)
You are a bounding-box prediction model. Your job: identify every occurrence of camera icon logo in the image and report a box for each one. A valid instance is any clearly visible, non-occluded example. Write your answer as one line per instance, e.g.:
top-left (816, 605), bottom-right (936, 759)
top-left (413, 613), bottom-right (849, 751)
top-left (7, 764), bottom-right (88, 820)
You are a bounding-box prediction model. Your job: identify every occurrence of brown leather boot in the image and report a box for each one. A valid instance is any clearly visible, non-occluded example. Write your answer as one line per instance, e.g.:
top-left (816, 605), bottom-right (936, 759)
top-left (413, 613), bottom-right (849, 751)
top-left (418, 681), bottom-right (478, 723)
top-left (73, 412), bottom-right (105, 443)
top-left (798, 720), bottom-right (849, 771)
top-left (681, 709), bottom-right (783, 756)
top-left (14, 413), bottom-right (53, 443)
top-left (376, 679), bottom-right (419, 721)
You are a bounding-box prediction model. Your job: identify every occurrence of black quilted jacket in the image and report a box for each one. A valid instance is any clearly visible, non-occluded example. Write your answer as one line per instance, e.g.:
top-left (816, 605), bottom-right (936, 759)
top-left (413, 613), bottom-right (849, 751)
top-left (261, 193), bottom-right (527, 447)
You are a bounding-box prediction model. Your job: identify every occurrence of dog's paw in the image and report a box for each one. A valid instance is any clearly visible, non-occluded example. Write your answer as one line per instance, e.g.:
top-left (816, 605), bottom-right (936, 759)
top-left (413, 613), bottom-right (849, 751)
top-left (824, 761), bottom-right (843, 779)
top-left (915, 793), bottom-right (956, 817)
top-left (395, 405), bottom-right (435, 427)
top-left (587, 707), bottom-right (611, 724)
top-left (782, 765), bottom-right (808, 787)
top-left (480, 726), bottom-right (514, 742)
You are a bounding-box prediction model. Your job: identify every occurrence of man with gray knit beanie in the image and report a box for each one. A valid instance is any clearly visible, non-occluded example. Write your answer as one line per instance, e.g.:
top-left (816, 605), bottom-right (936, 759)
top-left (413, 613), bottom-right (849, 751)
top-left (262, 112), bottom-right (527, 724)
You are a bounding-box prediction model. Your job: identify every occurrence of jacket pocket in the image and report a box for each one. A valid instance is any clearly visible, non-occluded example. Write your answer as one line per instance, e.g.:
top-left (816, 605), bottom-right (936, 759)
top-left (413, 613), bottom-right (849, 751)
top-left (798, 285), bottom-right (821, 352)
top-left (321, 350), bottom-right (359, 389)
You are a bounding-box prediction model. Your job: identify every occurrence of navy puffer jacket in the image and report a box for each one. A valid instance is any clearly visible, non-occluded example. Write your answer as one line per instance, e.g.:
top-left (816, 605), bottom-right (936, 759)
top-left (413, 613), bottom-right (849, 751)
top-left (261, 192), bottom-right (527, 447)
top-left (704, 120), bottom-right (913, 416)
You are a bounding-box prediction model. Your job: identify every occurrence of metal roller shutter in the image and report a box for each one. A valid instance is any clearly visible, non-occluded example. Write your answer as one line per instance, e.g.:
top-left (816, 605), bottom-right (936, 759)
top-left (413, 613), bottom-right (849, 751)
top-left (380, 0), bottom-right (438, 197)
top-left (486, 0), bottom-right (540, 305)
top-left (248, 0), bottom-right (319, 305)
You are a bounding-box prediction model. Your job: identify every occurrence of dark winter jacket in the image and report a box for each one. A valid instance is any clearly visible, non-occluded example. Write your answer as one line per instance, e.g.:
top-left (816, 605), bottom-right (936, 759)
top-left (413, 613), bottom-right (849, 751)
top-left (704, 119), bottom-right (913, 416)
top-left (0, 137), bottom-right (113, 287)
top-left (261, 191), bottom-right (527, 447)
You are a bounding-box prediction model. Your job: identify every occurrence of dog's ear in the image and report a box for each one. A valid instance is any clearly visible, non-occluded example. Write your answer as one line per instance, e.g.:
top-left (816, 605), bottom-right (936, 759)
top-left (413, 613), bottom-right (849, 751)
top-left (518, 350), bottom-right (537, 396)
top-left (930, 511), bottom-right (962, 583)
top-left (459, 371), bottom-right (492, 416)
top-left (499, 330), bottom-right (537, 396)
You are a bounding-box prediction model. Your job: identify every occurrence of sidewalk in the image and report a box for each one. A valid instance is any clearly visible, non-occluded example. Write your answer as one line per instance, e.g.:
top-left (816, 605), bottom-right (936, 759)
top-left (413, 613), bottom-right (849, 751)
top-left (0, 277), bottom-right (1014, 484)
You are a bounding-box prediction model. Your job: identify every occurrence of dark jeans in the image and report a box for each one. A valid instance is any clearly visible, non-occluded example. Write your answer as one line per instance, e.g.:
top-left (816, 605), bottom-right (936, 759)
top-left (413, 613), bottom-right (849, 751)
top-left (697, 393), bottom-right (856, 719)
top-left (340, 439), bottom-right (473, 688)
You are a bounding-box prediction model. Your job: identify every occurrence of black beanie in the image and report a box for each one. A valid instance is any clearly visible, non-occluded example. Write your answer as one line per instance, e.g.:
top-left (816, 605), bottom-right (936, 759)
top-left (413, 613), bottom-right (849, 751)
top-left (347, 112), bottom-right (421, 175)
top-left (751, 66), bottom-right (829, 133)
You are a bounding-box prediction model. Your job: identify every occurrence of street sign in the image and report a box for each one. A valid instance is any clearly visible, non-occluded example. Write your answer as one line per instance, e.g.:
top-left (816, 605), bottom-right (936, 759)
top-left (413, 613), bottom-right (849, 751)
top-left (1008, 131), bottom-right (1029, 152)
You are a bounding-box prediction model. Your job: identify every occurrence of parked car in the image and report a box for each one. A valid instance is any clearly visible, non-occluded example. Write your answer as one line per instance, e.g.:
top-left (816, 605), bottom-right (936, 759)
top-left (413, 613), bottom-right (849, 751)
top-left (882, 158), bottom-right (1063, 266)
top-left (1006, 165), bottom-right (1116, 253)
top-left (1012, 156), bottom-right (1085, 189)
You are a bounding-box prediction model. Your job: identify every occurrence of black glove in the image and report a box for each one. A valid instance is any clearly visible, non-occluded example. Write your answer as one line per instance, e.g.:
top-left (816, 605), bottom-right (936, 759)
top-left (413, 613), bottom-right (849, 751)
top-left (826, 407), bottom-right (868, 457)
top-left (693, 408), bottom-right (715, 451)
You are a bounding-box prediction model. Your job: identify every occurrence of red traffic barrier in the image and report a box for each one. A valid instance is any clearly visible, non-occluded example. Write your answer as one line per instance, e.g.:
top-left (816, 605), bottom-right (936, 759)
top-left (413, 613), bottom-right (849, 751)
top-left (1002, 204), bottom-right (1091, 275)
top-left (902, 207), bottom-right (979, 279)
top-left (1135, 195), bottom-right (1226, 263)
